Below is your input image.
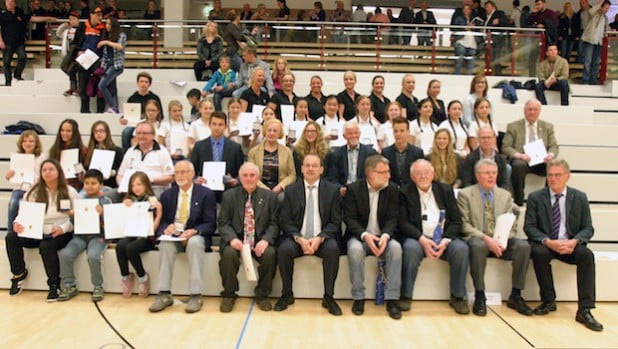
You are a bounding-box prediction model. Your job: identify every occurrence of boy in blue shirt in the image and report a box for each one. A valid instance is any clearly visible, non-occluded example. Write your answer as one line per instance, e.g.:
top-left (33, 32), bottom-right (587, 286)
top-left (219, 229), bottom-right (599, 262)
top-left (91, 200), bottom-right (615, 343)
top-left (202, 55), bottom-right (237, 111)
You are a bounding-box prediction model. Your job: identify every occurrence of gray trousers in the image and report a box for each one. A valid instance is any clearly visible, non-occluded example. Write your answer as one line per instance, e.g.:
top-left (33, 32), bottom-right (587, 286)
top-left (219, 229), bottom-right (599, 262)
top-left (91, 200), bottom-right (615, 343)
top-left (157, 235), bottom-right (206, 295)
top-left (468, 236), bottom-right (531, 292)
top-left (59, 235), bottom-right (108, 287)
top-left (347, 238), bottom-right (402, 300)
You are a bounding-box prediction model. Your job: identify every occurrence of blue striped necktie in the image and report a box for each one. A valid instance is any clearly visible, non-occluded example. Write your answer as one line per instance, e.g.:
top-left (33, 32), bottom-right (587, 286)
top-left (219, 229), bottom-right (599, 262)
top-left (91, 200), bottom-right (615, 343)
top-left (550, 194), bottom-right (563, 240)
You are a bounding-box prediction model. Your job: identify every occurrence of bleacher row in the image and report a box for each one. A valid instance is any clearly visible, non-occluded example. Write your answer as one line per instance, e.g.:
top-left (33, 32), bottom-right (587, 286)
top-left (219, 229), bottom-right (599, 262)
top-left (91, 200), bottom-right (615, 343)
top-left (0, 69), bottom-right (617, 301)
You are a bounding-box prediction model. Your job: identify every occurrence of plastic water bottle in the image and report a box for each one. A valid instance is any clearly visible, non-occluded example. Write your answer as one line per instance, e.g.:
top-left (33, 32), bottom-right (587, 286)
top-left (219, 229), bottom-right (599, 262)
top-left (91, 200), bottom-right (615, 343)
top-left (375, 259), bottom-right (386, 305)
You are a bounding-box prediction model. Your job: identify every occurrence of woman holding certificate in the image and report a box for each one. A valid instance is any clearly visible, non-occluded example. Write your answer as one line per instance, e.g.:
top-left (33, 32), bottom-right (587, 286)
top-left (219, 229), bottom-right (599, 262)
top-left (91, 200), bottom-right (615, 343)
top-left (49, 119), bottom-right (87, 191)
top-left (84, 121), bottom-right (123, 190)
top-left (7, 159), bottom-right (80, 301)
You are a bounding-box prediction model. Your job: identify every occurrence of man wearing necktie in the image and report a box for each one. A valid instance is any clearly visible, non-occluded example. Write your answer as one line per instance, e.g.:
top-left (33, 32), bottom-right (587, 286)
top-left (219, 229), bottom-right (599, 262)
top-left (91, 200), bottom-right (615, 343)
top-left (502, 99), bottom-right (559, 206)
top-left (275, 154), bottom-right (343, 315)
top-left (218, 162), bottom-right (279, 313)
top-left (148, 161), bottom-right (217, 314)
top-left (524, 159), bottom-right (603, 331)
top-left (458, 159), bottom-right (533, 317)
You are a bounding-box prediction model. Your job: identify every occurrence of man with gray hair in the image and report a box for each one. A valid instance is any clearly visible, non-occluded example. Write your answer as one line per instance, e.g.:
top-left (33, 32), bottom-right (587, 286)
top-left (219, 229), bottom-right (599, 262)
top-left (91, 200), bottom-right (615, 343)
top-left (461, 126), bottom-right (509, 189)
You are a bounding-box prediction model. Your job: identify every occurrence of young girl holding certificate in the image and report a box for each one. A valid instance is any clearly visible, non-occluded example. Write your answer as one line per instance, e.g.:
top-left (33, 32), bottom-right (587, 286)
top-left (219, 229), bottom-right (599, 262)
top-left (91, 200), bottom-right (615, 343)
top-left (84, 121), bottom-right (123, 190)
top-left (8, 159), bottom-right (80, 301)
top-left (49, 119), bottom-right (87, 191)
top-left (115, 171), bottom-right (162, 298)
top-left (157, 100), bottom-right (190, 161)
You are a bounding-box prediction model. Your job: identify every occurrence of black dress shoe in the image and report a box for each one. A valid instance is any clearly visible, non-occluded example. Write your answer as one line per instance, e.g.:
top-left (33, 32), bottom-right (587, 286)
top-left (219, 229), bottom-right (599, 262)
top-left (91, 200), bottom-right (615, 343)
top-left (449, 296), bottom-right (470, 315)
top-left (352, 299), bottom-right (365, 315)
top-left (576, 309), bottom-right (604, 332)
top-left (274, 293), bottom-right (295, 312)
top-left (398, 297), bottom-right (411, 312)
top-left (472, 297), bottom-right (487, 316)
top-left (322, 295), bottom-right (342, 316)
top-left (533, 301), bottom-right (557, 315)
top-left (386, 300), bottom-right (402, 320)
top-left (507, 295), bottom-right (533, 316)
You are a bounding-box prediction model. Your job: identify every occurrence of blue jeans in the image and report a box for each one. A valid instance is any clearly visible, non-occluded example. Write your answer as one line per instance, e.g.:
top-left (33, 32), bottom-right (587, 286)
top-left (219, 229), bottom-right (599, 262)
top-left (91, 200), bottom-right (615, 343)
top-left (98, 67), bottom-right (123, 109)
top-left (347, 238), bottom-right (402, 300)
top-left (454, 44), bottom-right (476, 75)
top-left (582, 42), bottom-right (602, 85)
top-left (59, 235), bottom-right (108, 287)
top-left (402, 238), bottom-right (469, 299)
top-left (7, 190), bottom-right (25, 236)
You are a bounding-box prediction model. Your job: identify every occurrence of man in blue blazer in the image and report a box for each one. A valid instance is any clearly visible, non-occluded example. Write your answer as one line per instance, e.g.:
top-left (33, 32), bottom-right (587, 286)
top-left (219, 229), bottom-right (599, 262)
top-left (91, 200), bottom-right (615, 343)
top-left (325, 122), bottom-right (377, 196)
top-left (149, 160), bottom-right (217, 314)
top-left (524, 158), bottom-right (603, 331)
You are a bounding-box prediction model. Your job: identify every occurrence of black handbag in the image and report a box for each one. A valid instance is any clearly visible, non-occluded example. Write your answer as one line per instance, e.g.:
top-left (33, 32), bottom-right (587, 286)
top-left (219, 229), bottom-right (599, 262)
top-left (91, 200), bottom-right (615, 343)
top-left (60, 46), bottom-right (79, 75)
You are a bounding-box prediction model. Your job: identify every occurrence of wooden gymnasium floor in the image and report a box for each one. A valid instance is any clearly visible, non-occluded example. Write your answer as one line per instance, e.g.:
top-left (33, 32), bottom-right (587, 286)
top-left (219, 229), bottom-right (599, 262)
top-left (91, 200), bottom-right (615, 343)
top-left (1, 291), bottom-right (617, 349)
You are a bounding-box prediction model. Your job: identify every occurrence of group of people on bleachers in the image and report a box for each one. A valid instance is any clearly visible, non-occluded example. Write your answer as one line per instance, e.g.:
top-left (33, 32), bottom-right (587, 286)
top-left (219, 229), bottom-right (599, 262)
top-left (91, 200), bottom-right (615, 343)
top-left (3, 63), bottom-right (604, 331)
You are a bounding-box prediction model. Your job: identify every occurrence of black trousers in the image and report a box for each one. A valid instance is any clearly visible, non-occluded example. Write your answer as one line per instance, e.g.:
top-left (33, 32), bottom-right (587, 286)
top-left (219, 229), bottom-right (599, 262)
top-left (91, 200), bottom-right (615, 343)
top-left (78, 62), bottom-right (105, 113)
top-left (115, 237), bottom-right (156, 277)
top-left (5, 231), bottom-right (72, 287)
top-left (530, 242), bottom-right (596, 309)
top-left (193, 60), bottom-right (219, 81)
top-left (510, 159), bottom-right (546, 206)
top-left (277, 237), bottom-right (340, 297)
top-left (2, 43), bottom-right (27, 84)
top-left (219, 243), bottom-right (277, 298)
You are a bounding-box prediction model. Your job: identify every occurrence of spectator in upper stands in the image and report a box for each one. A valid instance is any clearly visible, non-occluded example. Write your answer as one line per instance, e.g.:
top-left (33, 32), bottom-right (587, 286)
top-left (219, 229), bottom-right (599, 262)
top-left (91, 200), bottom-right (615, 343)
top-left (58, 1), bottom-right (69, 19)
top-left (330, 0), bottom-right (351, 44)
top-left (223, 10), bottom-right (245, 72)
top-left (558, 2), bottom-right (579, 61)
top-left (535, 43), bottom-right (570, 106)
top-left (194, 21), bottom-right (223, 81)
top-left (427, 79), bottom-right (446, 125)
top-left (471, 0), bottom-right (487, 20)
top-left (157, 100), bottom-right (190, 161)
top-left (98, 16), bottom-right (127, 114)
top-left (120, 72), bottom-right (164, 151)
top-left (451, 0), bottom-right (473, 25)
top-left (509, 0), bottom-right (522, 27)
top-left (483, 1), bottom-right (509, 76)
top-left (49, 118), bottom-right (87, 191)
top-left (428, 129), bottom-right (462, 188)
top-left (452, 4), bottom-right (478, 75)
top-left (369, 7), bottom-right (390, 44)
top-left (291, 121), bottom-right (329, 178)
top-left (337, 71), bottom-right (361, 121)
top-left (310, 1), bottom-right (325, 21)
top-left (249, 3), bottom-right (270, 43)
top-left (271, 56), bottom-right (290, 91)
top-left (101, 0), bottom-right (120, 19)
top-left (467, 97), bottom-right (498, 150)
top-left (0, 0), bottom-right (56, 86)
top-left (232, 46), bottom-right (274, 99)
top-left (396, 73), bottom-right (419, 121)
top-left (410, 98), bottom-right (438, 156)
top-left (143, 0), bottom-right (161, 21)
top-left (414, 1), bottom-right (436, 46)
top-left (28, 0), bottom-right (48, 40)
top-left (56, 10), bottom-right (80, 96)
top-left (369, 75), bottom-right (390, 123)
top-left (527, 0), bottom-right (559, 45)
top-left (201, 55), bottom-right (237, 111)
top-left (461, 126), bottom-right (510, 189)
top-left (576, 0), bottom-right (592, 63)
top-left (325, 122), bottom-right (377, 196)
top-left (240, 67), bottom-right (271, 113)
top-left (240, 3), bottom-right (252, 21)
top-left (398, 0), bottom-right (416, 45)
top-left (305, 75), bottom-right (327, 120)
top-left (352, 4), bottom-right (367, 44)
top-left (463, 74), bottom-right (488, 127)
top-left (381, 116), bottom-right (423, 188)
top-left (79, 0), bottom-right (89, 18)
top-left (274, 0), bottom-right (290, 21)
top-left (580, 0), bottom-right (610, 85)
top-left (83, 120), bottom-right (123, 190)
top-left (524, 158), bottom-right (603, 332)
top-left (439, 100), bottom-right (470, 159)
top-left (74, 6), bottom-right (106, 113)
top-left (8, 159), bottom-right (80, 300)
top-left (47, 0), bottom-right (60, 17)
top-left (501, 98), bottom-right (559, 206)
top-left (209, 0), bottom-right (225, 20)
top-left (148, 160), bottom-right (216, 314)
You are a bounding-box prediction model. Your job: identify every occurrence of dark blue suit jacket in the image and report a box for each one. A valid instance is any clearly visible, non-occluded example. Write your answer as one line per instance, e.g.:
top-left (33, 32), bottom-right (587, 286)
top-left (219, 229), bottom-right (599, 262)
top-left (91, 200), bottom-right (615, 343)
top-left (156, 184), bottom-right (217, 250)
top-left (381, 143), bottom-right (424, 188)
top-left (325, 144), bottom-right (377, 188)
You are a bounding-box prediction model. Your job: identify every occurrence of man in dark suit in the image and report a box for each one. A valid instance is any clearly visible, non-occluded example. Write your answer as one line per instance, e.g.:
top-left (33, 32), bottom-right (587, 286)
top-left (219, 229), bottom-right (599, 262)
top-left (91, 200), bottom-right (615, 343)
top-left (524, 158), bottom-right (603, 331)
top-left (414, 1), bottom-right (436, 46)
top-left (398, 0), bottom-right (416, 45)
top-left (325, 122), bottom-right (377, 196)
top-left (483, 0), bottom-right (509, 75)
top-left (218, 162), bottom-right (279, 313)
top-left (148, 160), bottom-right (217, 314)
top-left (275, 154), bottom-right (343, 315)
top-left (382, 116), bottom-right (424, 188)
top-left (191, 111), bottom-right (243, 201)
top-left (398, 159), bottom-right (470, 314)
top-left (345, 155), bottom-right (403, 319)
top-left (501, 99), bottom-right (559, 206)
top-left (461, 127), bottom-right (509, 189)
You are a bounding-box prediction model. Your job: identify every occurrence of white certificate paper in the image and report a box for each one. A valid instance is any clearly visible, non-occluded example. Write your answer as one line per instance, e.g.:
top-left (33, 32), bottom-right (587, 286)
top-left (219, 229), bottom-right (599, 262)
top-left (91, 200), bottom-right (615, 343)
top-left (523, 139), bottom-right (548, 167)
top-left (15, 201), bottom-right (46, 240)
top-left (75, 49), bottom-right (99, 69)
top-left (252, 105), bottom-right (266, 121)
top-left (90, 149), bottom-right (115, 179)
top-left (124, 202), bottom-right (154, 237)
top-left (60, 148), bottom-right (79, 179)
top-left (494, 213), bottom-right (516, 248)
top-left (170, 130), bottom-right (189, 157)
top-left (103, 203), bottom-right (127, 240)
top-left (73, 199), bottom-right (100, 235)
top-left (242, 244), bottom-right (257, 281)
top-left (158, 235), bottom-right (186, 242)
top-left (118, 169), bottom-right (138, 193)
top-left (9, 153), bottom-right (35, 185)
top-left (202, 161), bottom-right (226, 191)
top-left (280, 105), bottom-right (295, 125)
top-left (237, 113), bottom-right (256, 136)
top-left (123, 103), bottom-right (142, 127)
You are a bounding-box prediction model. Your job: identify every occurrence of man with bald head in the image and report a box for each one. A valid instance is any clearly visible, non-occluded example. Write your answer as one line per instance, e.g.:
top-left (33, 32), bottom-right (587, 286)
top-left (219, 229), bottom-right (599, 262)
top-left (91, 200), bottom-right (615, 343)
top-left (218, 162), bottom-right (279, 313)
top-left (398, 159), bottom-right (470, 314)
top-left (501, 99), bottom-right (559, 206)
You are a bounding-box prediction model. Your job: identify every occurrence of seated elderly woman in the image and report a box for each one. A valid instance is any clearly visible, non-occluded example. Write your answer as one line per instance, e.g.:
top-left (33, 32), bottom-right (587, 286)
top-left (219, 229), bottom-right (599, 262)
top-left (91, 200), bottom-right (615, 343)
top-left (248, 119), bottom-right (296, 198)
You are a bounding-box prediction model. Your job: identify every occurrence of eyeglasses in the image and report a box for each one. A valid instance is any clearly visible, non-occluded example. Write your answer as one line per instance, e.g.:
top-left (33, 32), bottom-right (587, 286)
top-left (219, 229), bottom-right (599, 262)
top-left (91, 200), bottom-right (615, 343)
top-left (135, 132), bottom-right (154, 135)
top-left (373, 170), bottom-right (390, 175)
